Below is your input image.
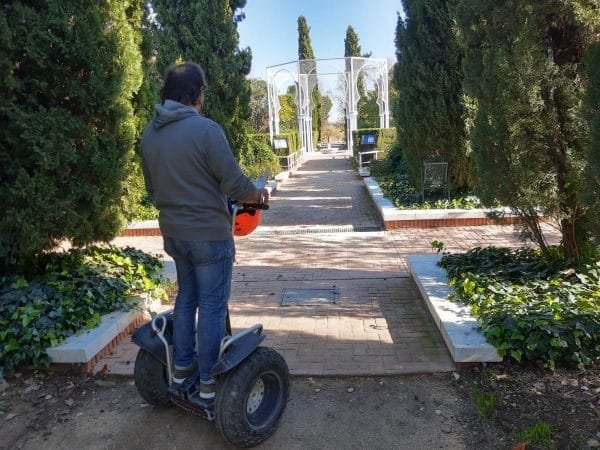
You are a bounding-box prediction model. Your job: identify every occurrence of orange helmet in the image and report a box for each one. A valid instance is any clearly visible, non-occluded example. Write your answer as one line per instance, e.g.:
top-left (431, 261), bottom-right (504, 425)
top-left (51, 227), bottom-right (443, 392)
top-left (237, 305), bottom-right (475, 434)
top-left (233, 207), bottom-right (262, 236)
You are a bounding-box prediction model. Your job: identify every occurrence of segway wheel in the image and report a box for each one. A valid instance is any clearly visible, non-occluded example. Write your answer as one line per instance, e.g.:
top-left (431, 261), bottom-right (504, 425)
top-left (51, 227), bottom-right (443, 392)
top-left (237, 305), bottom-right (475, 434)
top-left (133, 349), bottom-right (172, 407)
top-left (215, 347), bottom-right (289, 448)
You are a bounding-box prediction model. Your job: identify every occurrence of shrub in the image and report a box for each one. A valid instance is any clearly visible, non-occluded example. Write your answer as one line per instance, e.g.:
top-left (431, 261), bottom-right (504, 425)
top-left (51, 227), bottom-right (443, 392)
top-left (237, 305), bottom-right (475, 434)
top-left (351, 128), bottom-right (397, 158)
top-left (241, 135), bottom-right (281, 180)
top-left (370, 144), bottom-right (482, 209)
top-left (0, 2), bottom-right (144, 265)
top-left (0, 246), bottom-right (167, 377)
top-left (439, 247), bottom-right (600, 369)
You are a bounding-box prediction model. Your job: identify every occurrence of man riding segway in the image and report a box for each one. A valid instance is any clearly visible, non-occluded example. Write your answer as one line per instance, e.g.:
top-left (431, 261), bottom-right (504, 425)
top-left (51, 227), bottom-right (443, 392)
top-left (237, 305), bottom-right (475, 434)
top-left (135, 62), bottom-right (288, 447)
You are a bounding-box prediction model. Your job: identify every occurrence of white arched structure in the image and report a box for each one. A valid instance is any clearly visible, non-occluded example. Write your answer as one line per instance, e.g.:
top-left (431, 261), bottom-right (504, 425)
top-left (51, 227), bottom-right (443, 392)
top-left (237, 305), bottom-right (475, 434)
top-left (266, 57), bottom-right (390, 153)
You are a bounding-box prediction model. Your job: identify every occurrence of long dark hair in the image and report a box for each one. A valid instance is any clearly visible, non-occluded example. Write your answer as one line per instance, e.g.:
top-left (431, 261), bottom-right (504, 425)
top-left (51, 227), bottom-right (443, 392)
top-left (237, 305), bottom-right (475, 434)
top-left (160, 62), bottom-right (206, 105)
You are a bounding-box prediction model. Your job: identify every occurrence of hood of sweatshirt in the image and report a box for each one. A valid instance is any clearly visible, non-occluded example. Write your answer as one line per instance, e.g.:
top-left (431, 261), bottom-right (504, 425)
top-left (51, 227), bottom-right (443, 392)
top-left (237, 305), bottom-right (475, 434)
top-left (153, 99), bottom-right (199, 129)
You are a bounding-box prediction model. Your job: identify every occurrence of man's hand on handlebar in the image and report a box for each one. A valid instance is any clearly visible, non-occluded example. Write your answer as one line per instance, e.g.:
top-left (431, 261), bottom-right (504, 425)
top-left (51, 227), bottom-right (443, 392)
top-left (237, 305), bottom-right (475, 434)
top-left (258, 188), bottom-right (269, 205)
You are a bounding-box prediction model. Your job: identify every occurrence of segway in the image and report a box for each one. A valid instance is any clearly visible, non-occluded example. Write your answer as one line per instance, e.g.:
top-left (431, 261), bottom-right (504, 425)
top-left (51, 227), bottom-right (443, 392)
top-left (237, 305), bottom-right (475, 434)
top-left (132, 200), bottom-right (289, 448)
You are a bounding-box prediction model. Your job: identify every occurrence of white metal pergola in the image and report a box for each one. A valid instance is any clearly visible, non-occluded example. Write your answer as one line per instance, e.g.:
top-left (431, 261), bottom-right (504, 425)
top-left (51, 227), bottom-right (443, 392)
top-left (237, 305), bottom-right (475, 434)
top-left (266, 57), bottom-right (390, 153)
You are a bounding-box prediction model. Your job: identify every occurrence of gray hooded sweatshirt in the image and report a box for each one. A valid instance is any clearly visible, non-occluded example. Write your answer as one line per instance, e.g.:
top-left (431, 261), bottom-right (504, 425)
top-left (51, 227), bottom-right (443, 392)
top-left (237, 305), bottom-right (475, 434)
top-left (141, 100), bottom-right (259, 241)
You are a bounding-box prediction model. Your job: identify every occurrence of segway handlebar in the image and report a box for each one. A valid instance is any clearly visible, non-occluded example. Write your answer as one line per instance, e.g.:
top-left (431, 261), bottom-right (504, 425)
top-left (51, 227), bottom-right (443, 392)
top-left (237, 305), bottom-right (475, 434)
top-left (239, 202), bottom-right (269, 211)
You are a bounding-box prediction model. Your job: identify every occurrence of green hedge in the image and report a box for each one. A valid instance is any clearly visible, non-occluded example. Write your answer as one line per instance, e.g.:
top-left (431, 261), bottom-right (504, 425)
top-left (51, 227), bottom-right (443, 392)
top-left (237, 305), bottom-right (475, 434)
top-left (247, 133), bottom-right (271, 147)
top-left (352, 128), bottom-right (397, 158)
top-left (247, 133), bottom-right (301, 173)
top-left (243, 134), bottom-right (281, 179)
top-left (250, 132), bottom-right (302, 156)
top-left (275, 132), bottom-right (301, 155)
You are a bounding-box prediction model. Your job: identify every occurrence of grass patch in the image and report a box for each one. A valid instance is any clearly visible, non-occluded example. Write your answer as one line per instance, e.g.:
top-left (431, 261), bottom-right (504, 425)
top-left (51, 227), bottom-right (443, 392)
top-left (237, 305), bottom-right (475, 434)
top-left (471, 387), bottom-right (497, 416)
top-left (515, 421), bottom-right (554, 448)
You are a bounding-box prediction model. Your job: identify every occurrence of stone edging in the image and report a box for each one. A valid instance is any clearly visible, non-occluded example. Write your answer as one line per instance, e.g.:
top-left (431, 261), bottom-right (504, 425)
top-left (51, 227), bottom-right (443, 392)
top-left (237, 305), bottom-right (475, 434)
top-left (362, 176), bottom-right (521, 229)
top-left (46, 296), bottom-right (160, 374)
top-left (407, 254), bottom-right (502, 363)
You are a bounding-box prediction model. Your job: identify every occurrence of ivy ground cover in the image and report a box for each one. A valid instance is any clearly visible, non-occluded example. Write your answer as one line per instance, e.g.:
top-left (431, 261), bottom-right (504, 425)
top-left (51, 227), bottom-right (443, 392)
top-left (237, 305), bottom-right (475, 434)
top-left (439, 247), bottom-right (600, 369)
top-left (0, 246), bottom-right (167, 378)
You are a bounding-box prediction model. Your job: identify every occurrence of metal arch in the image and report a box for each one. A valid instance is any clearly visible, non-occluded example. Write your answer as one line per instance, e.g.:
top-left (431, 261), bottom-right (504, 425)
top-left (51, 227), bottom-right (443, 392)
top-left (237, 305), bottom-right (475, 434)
top-left (267, 67), bottom-right (298, 143)
top-left (266, 57), bottom-right (390, 153)
top-left (353, 59), bottom-right (390, 129)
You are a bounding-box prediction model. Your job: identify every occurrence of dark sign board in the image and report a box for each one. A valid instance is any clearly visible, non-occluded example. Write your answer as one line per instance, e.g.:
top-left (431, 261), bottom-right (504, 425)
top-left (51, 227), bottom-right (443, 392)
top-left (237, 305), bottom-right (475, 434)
top-left (361, 134), bottom-right (375, 145)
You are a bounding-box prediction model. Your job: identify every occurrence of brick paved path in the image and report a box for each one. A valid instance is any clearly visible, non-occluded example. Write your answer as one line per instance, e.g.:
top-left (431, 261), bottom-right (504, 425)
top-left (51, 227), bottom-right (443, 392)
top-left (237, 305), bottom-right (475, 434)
top-left (107, 151), bottom-right (560, 376)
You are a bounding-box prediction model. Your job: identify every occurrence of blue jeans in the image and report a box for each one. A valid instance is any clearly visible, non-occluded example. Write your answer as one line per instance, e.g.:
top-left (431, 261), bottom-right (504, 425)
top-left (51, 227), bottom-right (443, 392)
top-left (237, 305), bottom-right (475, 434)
top-left (163, 237), bottom-right (235, 383)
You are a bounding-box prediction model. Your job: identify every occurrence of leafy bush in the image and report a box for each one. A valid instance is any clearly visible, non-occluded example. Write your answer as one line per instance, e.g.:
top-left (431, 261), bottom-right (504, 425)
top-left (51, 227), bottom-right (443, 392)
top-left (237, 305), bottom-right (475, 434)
top-left (128, 197), bottom-right (159, 221)
top-left (241, 135), bottom-right (281, 180)
top-left (370, 147), bottom-right (482, 209)
top-left (439, 247), bottom-right (600, 369)
top-left (0, 246), bottom-right (167, 377)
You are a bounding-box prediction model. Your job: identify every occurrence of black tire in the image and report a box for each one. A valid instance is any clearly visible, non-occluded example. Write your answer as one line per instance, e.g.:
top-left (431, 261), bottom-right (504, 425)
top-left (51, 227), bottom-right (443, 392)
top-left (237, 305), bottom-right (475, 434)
top-left (133, 348), bottom-right (172, 407)
top-left (215, 347), bottom-right (289, 448)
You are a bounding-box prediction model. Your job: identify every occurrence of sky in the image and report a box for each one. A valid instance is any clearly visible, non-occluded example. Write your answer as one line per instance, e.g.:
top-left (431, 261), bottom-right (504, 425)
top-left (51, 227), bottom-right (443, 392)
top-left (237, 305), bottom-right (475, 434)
top-left (237, 0), bottom-right (404, 80)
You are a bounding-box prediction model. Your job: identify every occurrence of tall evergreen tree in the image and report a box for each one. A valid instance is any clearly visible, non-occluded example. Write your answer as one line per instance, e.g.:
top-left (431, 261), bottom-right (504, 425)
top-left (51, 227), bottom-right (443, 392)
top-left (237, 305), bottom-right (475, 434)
top-left (153, 0), bottom-right (252, 162)
top-left (394, 0), bottom-right (471, 191)
top-left (122, 2), bottom-right (162, 221)
top-left (454, 1), bottom-right (600, 262)
top-left (298, 16), bottom-right (322, 143)
top-left (584, 42), bottom-right (600, 245)
top-left (248, 78), bottom-right (269, 133)
top-left (344, 25), bottom-right (378, 128)
top-left (344, 25), bottom-right (361, 58)
top-left (0, 0), bottom-right (144, 263)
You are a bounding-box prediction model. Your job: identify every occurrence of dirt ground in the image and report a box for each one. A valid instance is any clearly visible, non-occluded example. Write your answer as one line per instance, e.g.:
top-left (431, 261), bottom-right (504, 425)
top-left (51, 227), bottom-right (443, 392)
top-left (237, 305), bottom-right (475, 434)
top-left (1, 362), bottom-right (598, 450)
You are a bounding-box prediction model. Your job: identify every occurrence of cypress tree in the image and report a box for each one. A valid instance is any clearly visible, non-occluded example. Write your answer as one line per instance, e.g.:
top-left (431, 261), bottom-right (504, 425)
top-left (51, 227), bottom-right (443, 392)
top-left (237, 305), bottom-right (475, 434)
top-left (123, 2), bottom-right (162, 221)
top-left (0, 0), bottom-right (144, 264)
top-left (344, 26), bottom-right (361, 57)
top-left (153, 0), bottom-right (252, 162)
top-left (584, 42), bottom-right (600, 246)
top-left (454, 1), bottom-right (600, 263)
top-left (344, 26), bottom-right (378, 129)
top-left (298, 16), bottom-right (322, 144)
top-left (394, 0), bottom-right (471, 191)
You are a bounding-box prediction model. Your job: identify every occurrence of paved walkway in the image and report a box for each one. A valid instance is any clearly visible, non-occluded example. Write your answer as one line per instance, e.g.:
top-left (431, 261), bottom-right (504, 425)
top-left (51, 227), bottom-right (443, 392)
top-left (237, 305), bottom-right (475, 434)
top-left (104, 151), bottom-right (560, 376)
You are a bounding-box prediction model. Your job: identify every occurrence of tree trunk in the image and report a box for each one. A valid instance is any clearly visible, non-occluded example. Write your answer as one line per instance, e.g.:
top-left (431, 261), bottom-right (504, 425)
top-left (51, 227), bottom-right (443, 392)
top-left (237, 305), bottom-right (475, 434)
top-left (560, 217), bottom-right (579, 265)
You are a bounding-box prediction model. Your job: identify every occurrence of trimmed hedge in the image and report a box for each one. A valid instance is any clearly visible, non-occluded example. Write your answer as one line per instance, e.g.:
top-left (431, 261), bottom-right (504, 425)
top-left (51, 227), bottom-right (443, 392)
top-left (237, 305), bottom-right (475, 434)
top-left (249, 132), bottom-right (302, 156)
top-left (275, 132), bottom-right (301, 155)
top-left (352, 128), bottom-right (397, 159)
top-left (242, 134), bottom-right (281, 179)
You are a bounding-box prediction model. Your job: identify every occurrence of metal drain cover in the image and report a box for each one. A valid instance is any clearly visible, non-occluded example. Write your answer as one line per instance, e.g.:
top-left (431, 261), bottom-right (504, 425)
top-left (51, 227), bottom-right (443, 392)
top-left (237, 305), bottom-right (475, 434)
top-left (281, 288), bottom-right (339, 306)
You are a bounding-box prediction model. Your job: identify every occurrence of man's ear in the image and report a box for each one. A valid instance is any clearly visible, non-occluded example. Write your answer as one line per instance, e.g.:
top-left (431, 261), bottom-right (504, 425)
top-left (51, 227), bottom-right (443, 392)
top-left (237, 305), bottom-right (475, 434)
top-left (192, 95), bottom-right (203, 112)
